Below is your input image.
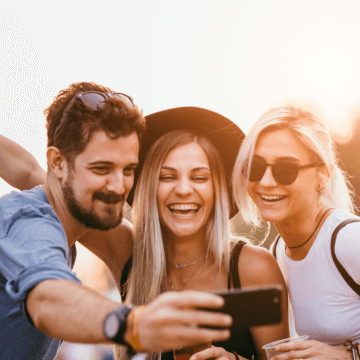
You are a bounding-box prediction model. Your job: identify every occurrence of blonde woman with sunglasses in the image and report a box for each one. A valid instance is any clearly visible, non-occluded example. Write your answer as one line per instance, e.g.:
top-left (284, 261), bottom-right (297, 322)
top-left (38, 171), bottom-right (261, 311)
top-left (233, 105), bottom-right (360, 360)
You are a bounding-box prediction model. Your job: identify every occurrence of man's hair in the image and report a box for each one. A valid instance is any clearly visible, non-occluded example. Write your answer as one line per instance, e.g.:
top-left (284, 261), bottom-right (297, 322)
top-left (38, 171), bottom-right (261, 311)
top-left (44, 82), bottom-right (145, 161)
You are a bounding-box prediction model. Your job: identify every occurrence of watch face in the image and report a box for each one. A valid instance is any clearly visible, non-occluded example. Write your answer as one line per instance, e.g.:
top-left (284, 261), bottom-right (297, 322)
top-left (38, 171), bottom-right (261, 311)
top-left (104, 313), bottom-right (120, 338)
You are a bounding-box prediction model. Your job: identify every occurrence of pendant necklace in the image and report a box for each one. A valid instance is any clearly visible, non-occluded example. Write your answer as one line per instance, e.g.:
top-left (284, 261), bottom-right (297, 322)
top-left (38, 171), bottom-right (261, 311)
top-left (167, 253), bottom-right (207, 269)
top-left (167, 256), bottom-right (207, 291)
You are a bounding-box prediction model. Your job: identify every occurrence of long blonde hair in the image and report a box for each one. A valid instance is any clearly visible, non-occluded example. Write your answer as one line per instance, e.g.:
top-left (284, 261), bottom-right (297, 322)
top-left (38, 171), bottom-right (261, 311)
top-left (128, 130), bottom-right (240, 305)
top-left (232, 105), bottom-right (356, 226)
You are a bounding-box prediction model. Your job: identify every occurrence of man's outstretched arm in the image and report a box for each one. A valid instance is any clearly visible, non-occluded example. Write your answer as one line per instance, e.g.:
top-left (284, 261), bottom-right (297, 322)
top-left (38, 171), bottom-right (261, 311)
top-left (27, 279), bottom-right (232, 352)
top-left (0, 134), bottom-right (46, 190)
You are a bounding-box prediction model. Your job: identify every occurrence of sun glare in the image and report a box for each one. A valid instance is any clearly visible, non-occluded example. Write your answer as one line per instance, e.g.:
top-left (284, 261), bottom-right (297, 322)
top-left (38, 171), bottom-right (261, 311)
top-left (300, 35), bottom-right (360, 141)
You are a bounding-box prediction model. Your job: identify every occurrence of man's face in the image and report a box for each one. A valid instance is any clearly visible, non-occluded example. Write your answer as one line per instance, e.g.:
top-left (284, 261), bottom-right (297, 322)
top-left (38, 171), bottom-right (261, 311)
top-left (62, 131), bottom-right (139, 230)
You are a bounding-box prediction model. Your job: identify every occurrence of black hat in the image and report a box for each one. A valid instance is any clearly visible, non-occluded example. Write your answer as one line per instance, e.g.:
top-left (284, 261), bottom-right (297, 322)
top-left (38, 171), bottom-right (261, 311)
top-left (127, 107), bottom-right (245, 218)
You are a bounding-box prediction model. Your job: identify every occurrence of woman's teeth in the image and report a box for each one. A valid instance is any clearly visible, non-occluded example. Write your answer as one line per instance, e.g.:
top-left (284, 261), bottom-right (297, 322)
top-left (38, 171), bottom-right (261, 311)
top-left (260, 194), bottom-right (286, 202)
top-left (169, 203), bottom-right (199, 215)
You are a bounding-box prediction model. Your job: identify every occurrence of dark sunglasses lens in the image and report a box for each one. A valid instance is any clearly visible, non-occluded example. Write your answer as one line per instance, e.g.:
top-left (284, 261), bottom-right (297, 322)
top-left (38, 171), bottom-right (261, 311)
top-left (249, 159), bottom-right (266, 182)
top-left (81, 93), bottom-right (107, 109)
top-left (112, 93), bottom-right (134, 106)
top-left (272, 163), bottom-right (298, 185)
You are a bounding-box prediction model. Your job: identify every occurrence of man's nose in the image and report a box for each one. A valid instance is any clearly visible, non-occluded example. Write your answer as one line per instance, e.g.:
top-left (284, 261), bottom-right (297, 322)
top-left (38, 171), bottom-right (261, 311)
top-left (106, 172), bottom-right (125, 194)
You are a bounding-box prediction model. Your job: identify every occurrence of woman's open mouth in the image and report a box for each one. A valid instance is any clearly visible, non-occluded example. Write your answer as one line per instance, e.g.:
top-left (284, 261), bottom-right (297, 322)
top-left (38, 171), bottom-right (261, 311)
top-left (168, 203), bottom-right (200, 217)
top-left (259, 194), bottom-right (287, 203)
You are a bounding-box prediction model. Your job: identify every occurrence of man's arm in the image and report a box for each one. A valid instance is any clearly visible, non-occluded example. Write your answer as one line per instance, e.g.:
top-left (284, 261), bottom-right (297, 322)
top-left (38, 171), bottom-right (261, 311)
top-left (27, 279), bottom-right (232, 352)
top-left (27, 279), bottom-right (118, 343)
top-left (0, 134), bottom-right (46, 189)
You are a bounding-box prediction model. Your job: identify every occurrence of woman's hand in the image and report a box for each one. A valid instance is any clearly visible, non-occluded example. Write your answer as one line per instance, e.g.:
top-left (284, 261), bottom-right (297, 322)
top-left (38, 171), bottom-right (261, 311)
top-left (189, 346), bottom-right (242, 360)
top-left (272, 340), bottom-right (351, 360)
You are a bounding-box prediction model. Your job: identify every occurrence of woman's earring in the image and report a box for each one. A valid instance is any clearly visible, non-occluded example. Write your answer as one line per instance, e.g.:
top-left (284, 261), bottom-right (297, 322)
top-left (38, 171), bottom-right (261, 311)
top-left (316, 184), bottom-right (324, 193)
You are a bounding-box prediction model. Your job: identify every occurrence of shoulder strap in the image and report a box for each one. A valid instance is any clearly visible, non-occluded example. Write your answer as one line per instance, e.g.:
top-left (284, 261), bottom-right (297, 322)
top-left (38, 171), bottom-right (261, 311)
top-left (272, 234), bottom-right (281, 259)
top-left (120, 257), bottom-right (133, 302)
top-left (331, 218), bottom-right (360, 296)
top-left (229, 241), bottom-right (246, 289)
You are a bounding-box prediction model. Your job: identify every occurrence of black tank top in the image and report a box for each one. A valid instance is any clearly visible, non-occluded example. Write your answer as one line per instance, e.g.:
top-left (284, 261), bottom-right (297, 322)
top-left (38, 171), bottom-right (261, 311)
top-left (212, 240), bottom-right (257, 360)
top-left (120, 241), bottom-right (257, 360)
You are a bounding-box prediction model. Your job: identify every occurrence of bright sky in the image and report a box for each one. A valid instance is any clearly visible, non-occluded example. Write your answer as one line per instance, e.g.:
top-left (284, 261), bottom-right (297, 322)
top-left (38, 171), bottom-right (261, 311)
top-left (2, 0), bottom-right (360, 197)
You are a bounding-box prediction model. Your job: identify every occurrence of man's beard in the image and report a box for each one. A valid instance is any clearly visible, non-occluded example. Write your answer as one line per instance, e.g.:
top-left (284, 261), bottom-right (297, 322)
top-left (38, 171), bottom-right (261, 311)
top-left (62, 177), bottom-right (125, 231)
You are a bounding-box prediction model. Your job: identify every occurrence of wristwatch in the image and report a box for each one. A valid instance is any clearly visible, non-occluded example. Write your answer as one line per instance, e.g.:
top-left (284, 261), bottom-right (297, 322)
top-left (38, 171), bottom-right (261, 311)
top-left (103, 304), bottom-right (134, 345)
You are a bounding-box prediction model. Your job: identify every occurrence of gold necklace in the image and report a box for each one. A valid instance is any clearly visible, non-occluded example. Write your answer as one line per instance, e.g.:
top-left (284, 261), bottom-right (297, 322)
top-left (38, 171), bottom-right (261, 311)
top-left (167, 253), bottom-right (207, 269)
top-left (167, 257), bottom-right (206, 291)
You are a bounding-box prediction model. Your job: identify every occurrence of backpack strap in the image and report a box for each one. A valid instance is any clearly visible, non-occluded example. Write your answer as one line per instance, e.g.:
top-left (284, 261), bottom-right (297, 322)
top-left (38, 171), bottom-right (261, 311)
top-left (331, 218), bottom-right (360, 296)
top-left (228, 240), bottom-right (246, 289)
top-left (271, 234), bottom-right (281, 259)
top-left (120, 256), bottom-right (133, 302)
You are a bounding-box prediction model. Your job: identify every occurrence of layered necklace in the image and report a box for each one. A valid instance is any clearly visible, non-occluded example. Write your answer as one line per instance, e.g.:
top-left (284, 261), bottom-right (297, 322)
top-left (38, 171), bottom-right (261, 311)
top-left (167, 253), bottom-right (207, 291)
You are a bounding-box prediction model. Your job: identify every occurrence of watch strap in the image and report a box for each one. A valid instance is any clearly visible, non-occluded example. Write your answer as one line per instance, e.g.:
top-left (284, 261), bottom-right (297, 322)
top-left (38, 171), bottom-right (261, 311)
top-left (103, 304), bottom-right (134, 346)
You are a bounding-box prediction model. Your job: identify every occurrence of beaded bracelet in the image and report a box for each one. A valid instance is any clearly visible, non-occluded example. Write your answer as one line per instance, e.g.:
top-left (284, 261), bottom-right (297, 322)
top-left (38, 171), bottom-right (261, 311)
top-left (343, 340), bottom-right (360, 360)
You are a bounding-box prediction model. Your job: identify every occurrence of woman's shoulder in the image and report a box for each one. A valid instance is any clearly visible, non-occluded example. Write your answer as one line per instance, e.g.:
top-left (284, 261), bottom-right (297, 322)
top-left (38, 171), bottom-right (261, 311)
top-left (238, 243), bottom-right (285, 287)
top-left (332, 211), bottom-right (360, 260)
top-left (240, 243), bottom-right (277, 267)
top-left (327, 208), bottom-right (359, 225)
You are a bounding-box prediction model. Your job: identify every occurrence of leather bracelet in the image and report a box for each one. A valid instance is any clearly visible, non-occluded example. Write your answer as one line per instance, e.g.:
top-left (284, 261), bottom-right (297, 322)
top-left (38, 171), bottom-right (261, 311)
top-left (230, 351), bottom-right (241, 360)
top-left (127, 305), bottom-right (146, 352)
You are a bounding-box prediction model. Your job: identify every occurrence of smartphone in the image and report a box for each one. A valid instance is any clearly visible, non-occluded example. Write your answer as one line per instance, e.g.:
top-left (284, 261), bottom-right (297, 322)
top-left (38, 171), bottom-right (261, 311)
top-left (204, 285), bottom-right (283, 331)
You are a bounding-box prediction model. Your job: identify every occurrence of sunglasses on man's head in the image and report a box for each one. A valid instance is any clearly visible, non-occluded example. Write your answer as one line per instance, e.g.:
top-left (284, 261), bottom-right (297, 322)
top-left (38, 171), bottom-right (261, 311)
top-left (69, 91), bottom-right (134, 110)
top-left (245, 158), bottom-right (322, 185)
top-left (54, 91), bottom-right (134, 138)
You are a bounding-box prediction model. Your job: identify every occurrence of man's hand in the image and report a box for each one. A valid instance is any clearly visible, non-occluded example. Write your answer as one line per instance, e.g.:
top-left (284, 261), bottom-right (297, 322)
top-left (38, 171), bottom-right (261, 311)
top-left (126, 291), bottom-right (232, 352)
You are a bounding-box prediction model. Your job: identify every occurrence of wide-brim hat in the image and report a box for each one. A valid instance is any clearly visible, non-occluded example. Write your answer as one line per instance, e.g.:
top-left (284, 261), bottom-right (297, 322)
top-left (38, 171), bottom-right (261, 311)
top-left (127, 106), bottom-right (245, 218)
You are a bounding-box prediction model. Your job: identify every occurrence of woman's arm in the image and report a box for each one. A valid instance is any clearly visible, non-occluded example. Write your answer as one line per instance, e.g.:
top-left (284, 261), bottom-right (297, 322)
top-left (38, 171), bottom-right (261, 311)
top-left (0, 134), bottom-right (46, 190)
top-left (239, 245), bottom-right (290, 360)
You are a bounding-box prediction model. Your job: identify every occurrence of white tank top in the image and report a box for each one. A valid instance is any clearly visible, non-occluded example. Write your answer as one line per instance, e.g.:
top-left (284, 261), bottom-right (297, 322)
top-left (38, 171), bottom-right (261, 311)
top-left (275, 209), bottom-right (360, 345)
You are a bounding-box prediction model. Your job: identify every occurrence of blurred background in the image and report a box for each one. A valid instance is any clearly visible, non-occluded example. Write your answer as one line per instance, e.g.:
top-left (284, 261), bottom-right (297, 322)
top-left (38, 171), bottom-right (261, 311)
top-left (2, 0), bottom-right (360, 359)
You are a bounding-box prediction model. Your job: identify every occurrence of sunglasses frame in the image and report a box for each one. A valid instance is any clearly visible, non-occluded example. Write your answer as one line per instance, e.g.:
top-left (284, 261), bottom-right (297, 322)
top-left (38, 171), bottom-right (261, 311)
top-left (53, 91), bottom-right (134, 139)
top-left (246, 159), bottom-right (323, 185)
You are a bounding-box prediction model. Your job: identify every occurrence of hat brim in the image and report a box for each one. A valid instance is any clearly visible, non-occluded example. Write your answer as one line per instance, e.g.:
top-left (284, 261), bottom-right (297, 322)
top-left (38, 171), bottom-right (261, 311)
top-left (127, 107), bottom-right (245, 218)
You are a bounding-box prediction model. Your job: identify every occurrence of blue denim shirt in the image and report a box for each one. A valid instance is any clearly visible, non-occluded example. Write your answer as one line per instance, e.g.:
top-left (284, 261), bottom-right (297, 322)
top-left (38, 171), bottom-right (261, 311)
top-left (0, 186), bottom-right (80, 360)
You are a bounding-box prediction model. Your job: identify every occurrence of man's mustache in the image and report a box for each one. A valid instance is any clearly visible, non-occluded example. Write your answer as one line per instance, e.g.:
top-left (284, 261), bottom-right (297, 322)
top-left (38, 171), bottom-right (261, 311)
top-left (93, 192), bottom-right (125, 204)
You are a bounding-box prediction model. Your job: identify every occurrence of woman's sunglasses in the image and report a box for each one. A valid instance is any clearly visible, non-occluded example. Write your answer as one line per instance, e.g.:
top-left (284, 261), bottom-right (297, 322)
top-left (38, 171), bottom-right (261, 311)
top-left (54, 91), bottom-right (134, 138)
top-left (245, 158), bottom-right (323, 185)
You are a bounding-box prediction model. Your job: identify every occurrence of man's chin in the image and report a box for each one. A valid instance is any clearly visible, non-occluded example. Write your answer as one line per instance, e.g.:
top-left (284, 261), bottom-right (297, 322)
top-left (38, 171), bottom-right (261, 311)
top-left (73, 208), bottom-right (124, 231)
top-left (90, 212), bottom-right (124, 231)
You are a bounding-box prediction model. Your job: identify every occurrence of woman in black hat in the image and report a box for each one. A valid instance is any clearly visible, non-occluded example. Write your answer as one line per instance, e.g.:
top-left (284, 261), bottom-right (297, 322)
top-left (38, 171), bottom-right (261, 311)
top-left (117, 107), bottom-right (289, 360)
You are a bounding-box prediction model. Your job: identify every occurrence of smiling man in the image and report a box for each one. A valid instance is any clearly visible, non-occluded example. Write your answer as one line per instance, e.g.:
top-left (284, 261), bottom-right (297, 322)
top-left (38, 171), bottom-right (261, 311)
top-left (0, 82), bottom-right (231, 360)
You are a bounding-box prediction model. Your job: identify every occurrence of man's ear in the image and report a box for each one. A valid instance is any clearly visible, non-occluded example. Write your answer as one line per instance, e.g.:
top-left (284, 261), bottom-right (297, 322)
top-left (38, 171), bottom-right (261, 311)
top-left (46, 146), bottom-right (66, 179)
